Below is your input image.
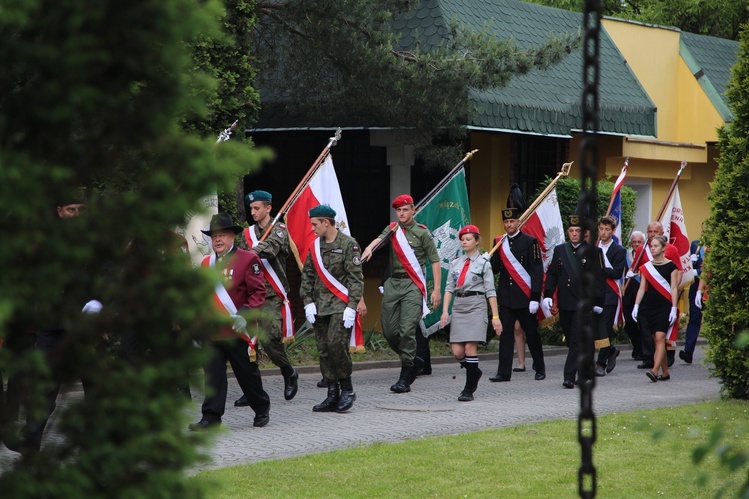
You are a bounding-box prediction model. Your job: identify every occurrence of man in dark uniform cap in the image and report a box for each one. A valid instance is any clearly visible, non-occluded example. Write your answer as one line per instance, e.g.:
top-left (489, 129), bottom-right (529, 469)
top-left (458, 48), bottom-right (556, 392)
top-left (489, 205), bottom-right (546, 382)
top-left (543, 214), bottom-right (605, 388)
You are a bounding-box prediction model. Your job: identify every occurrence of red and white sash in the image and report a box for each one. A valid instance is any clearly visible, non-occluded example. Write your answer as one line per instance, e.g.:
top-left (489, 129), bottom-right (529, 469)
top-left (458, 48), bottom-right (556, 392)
top-left (389, 223), bottom-right (430, 317)
top-left (640, 261), bottom-right (679, 342)
top-left (202, 254), bottom-right (257, 354)
top-left (600, 243), bottom-right (624, 327)
top-left (499, 236), bottom-right (532, 298)
top-left (310, 238), bottom-right (364, 349)
top-left (244, 226), bottom-right (295, 342)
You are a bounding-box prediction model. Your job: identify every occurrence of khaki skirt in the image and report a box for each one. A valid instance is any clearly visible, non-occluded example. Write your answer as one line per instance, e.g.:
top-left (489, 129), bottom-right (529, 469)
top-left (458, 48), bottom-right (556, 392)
top-left (449, 294), bottom-right (488, 343)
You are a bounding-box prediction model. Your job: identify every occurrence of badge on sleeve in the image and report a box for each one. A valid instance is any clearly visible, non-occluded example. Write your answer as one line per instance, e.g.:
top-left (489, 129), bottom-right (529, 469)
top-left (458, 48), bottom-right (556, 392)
top-left (276, 230), bottom-right (285, 239)
top-left (252, 263), bottom-right (261, 275)
top-left (353, 256), bottom-right (361, 265)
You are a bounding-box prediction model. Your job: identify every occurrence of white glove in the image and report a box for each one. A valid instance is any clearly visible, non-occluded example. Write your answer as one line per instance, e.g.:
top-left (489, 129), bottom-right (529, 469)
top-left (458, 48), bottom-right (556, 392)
top-left (692, 269), bottom-right (699, 278)
top-left (343, 307), bottom-right (356, 329)
top-left (230, 314), bottom-right (247, 334)
top-left (542, 297), bottom-right (553, 311)
top-left (668, 306), bottom-right (678, 325)
top-left (632, 304), bottom-right (639, 322)
top-left (528, 301), bottom-right (539, 314)
top-left (695, 290), bottom-right (703, 310)
top-left (593, 306), bottom-right (603, 315)
top-left (304, 303), bottom-right (317, 324)
top-left (378, 286), bottom-right (385, 295)
top-left (82, 300), bottom-right (103, 314)
top-left (481, 252), bottom-right (492, 262)
top-left (690, 253), bottom-right (698, 262)
top-left (626, 270), bottom-right (636, 279)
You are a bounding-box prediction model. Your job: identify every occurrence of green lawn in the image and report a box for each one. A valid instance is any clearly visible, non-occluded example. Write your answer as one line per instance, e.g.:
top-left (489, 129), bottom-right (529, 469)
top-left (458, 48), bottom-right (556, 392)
top-left (191, 400), bottom-right (749, 498)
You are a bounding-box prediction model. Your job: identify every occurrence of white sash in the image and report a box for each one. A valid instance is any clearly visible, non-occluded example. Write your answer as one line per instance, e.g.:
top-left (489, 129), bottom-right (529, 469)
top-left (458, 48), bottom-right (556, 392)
top-left (600, 242), bottom-right (623, 326)
top-left (500, 236), bottom-right (532, 298)
top-left (390, 224), bottom-right (430, 317)
top-left (312, 238), bottom-right (350, 303)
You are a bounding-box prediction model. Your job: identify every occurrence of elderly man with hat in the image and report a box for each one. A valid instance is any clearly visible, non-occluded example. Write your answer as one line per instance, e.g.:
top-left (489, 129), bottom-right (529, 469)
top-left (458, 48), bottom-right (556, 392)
top-left (300, 205), bottom-right (364, 412)
top-left (361, 194), bottom-right (440, 393)
top-left (488, 204), bottom-right (547, 383)
top-left (543, 214), bottom-right (606, 389)
top-left (440, 225), bottom-right (500, 401)
top-left (189, 213), bottom-right (271, 430)
top-left (233, 190), bottom-right (299, 407)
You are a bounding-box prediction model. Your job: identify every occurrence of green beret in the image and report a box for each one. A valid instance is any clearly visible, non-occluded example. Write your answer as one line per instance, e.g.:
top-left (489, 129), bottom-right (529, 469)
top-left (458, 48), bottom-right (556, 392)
top-left (308, 204), bottom-right (336, 219)
top-left (245, 190), bottom-right (272, 204)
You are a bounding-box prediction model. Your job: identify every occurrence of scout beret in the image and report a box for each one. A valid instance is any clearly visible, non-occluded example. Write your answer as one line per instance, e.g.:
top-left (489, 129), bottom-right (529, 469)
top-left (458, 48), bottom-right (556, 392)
top-left (458, 224), bottom-right (480, 238)
top-left (391, 194), bottom-right (414, 208)
top-left (245, 190), bottom-right (272, 204)
top-left (308, 204), bottom-right (337, 219)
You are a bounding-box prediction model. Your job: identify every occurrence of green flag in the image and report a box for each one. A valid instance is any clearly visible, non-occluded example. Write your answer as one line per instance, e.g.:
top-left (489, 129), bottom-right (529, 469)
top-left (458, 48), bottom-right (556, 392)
top-left (415, 168), bottom-right (471, 336)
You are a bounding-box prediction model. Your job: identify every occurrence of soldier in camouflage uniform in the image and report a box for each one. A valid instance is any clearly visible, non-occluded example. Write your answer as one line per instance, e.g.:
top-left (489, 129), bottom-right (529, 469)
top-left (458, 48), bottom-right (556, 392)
top-left (300, 205), bottom-right (364, 413)
top-left (361, 194), bottom-right (441, 393)
top-left (235, 190), bottom-right (298, 405)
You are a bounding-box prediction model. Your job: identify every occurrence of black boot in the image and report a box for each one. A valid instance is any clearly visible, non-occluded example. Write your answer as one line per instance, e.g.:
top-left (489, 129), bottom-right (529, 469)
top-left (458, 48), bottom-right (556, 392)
top-left (313, 383), bottom-right (340, 412)
top-left (458, 365), bottom-right (476, 402)
top-left (336, 377), bottom-right (357, 412)
top-left (283, 369), bottom-right (299, 401)
top-left (390, 365), bottom-right (413, 393)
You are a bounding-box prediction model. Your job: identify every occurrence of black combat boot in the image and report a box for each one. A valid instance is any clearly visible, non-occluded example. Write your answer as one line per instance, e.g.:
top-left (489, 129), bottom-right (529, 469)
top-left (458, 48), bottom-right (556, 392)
top-left (313, 382), bottom-right (340, 412)
top-left (336, 377), bottom-right (357, 412)
top-left (458, 363), bottom-right (477, 401)
top-left (390, 365), bottom-right (413, 393)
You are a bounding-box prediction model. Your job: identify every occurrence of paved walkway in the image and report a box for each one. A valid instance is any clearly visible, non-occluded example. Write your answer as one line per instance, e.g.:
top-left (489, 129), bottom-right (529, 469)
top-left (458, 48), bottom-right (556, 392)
top-left (1, 344), bottom-right (719, 472)
top-left (196, 344), bottom-right (718, 470)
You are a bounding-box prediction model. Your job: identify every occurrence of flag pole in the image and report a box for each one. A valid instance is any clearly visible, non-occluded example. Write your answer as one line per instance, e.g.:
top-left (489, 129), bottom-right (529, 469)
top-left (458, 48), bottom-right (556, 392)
top-left (216, 120), bottom-right (239, 143)
top-left (486, 161), bottom-right (573, 256)
top-left (366, 149), bottom-right (478, 257)
top-left (623, 160), bottom-right (687, 292)
top-left (604, 158), bottom-right (628, 217)
top-left (259, 129), bottom-right (342, 242)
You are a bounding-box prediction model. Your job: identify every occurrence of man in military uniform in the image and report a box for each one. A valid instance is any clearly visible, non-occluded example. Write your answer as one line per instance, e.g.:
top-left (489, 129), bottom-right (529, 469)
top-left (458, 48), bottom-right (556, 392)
top-left (361, 194), bottom-right (440, 393)
top-left (594, 215), bottom-right (627, 376)
top-left (543, 215), bottom-right (605, 389)
top-left (234, 190), bottom-right (298, 406)
top-left (488, 206), bottom-right (546, 382)
top-left (300, 205), bottom-right (364, 412)
top-left (189, 213), bottom-right (270, 430)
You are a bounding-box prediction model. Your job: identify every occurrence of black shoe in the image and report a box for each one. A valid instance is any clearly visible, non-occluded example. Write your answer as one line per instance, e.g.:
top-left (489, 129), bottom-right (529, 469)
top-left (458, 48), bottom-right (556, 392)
top-left (253, 413), bottom-right (270, 427)
top-left (284, 370), bottom-right (299, 401)
top-left (317, 378), bottom-right (327, 388)
top-left (656, 374), bottom-right (671, 381)
top-left (336, 377), bottom-right (356, 412)
top-left (234, 394), bottom-right (250, 407)
top-left (391, 366), bottom-right (413, 393)
top-left (418, 367), bottom-right (432, 376)
top-left (457, 390), bottom-right (474, 402)
top-left (513, 366), bottom-right (526, 372)
top-left (188, 419), bottom-right (220, 431)
top-left (606, 347), bottom-right (620, 373)
top-left (667, 350), bottom-right (675, 367)
top-left (535, 373), bottom-right (546, 381)
top-left (314, 383), bottom-right (340, 411)
top-left (637, 362), bottom-right (654, 369)
top-left (562, 380), bottom-right (574, 389)
top-left (679, 350), bottom-right (693, 364)
top-left (646, 371), bottom-right (658, 382)
top-left (489, 374), bottom-right (510, 382)
top-left (594, 366), bottom-right (606, 377)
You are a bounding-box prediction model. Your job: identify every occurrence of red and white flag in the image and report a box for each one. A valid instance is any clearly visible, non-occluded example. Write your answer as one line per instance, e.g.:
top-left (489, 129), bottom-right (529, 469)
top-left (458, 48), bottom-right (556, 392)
top-left (522, 187), bottom-right (565, 322)
top-left (285, 153), bottom-right (364, 352)
top-left (661, 185), bottom-right (694, 288)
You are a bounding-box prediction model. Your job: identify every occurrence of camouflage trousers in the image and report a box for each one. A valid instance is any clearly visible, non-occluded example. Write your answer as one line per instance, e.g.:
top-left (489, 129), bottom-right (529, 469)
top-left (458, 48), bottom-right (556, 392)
top-left (381, 277), bottom-right (424, 367)
top-left (258, 295), bottom-right (293, 374)
top-left (312, 313), bottom-right (352, 382)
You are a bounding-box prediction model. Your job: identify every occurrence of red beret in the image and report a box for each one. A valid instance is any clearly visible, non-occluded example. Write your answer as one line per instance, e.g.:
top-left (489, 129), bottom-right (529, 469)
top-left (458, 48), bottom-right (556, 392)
top-left (459, 224), bottom-right (480, 238)
top-left (391, 194), bottom-right (414, 208)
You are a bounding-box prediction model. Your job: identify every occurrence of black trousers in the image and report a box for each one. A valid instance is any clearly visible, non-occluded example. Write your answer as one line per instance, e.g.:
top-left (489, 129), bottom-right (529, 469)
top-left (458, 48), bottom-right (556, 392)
top-left (415, 325), bottom-right (431, 370)
top-left (560, 310), bottom-right (579, 382)
top-left (595, 304), bottom-right (617, 367)
top-left (622, 283), bottom-right (642, 358)
top-left (201, 338), bottom-right (270, 421)
top-left (497, 305), bottom-right (545, 378)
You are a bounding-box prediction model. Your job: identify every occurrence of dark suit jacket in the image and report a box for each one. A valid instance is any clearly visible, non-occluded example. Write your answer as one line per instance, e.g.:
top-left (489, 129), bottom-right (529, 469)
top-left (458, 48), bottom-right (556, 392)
top-left (544, 241), bottom-right (605, 311)
top-left (600, 241), bottom-right (626, 306)
top-left (490, 232), bottom-right (543, 308)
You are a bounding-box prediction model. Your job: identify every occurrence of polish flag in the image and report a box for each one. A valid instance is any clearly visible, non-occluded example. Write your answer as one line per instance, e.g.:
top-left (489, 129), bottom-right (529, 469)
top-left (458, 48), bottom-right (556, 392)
top-left (608, 162), bottom-right (627, 245)
top-left (661, 186), bottom-right (694, 288)
top-left (522, 187), bottom-right (565, 323)
top-left (286, 154), bottom-right (352, 267)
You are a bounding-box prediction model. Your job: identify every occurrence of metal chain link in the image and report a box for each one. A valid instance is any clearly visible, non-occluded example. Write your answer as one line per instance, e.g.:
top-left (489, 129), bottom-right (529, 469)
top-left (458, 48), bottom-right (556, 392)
top-left (578, 1), bottom-right (601, 497)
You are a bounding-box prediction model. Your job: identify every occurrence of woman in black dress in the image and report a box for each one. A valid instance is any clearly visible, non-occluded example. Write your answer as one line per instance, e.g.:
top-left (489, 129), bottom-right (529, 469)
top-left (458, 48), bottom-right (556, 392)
top-left (632, 236), bottom-right (679, 381)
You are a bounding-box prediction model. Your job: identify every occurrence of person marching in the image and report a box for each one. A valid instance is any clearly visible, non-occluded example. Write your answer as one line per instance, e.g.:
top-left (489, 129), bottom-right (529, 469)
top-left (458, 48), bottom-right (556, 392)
top-left (235, 190), bottom-right (299, 406)
top-left (594, 215), bottom-right (627, 376)
top-left (543, 214), bottom-right (606, 388)
top-left (622, 231), bottom-right (646, 360)
top-left (440, 225), bottom-right (500, 401)
top-left (300, 205), bottom-right (364, 412)
top-left (632, 235), bottom-right (679, 382)
top-left (488, 202), bottom-right (546, 382)
top-left (189, 213), bottom-right (270, 431)
top-left (361, 194), bottom-right (440, 394)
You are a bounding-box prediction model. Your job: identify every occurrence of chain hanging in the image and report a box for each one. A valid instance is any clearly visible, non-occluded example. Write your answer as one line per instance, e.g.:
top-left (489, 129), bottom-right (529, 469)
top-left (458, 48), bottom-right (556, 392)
top-left (577, 0), bottom-right (602, 497)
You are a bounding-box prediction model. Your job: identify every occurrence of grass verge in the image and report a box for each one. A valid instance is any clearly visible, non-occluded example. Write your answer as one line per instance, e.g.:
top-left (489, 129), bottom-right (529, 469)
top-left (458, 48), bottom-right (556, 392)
top-left (190, 400), bottom-right (748, 498)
